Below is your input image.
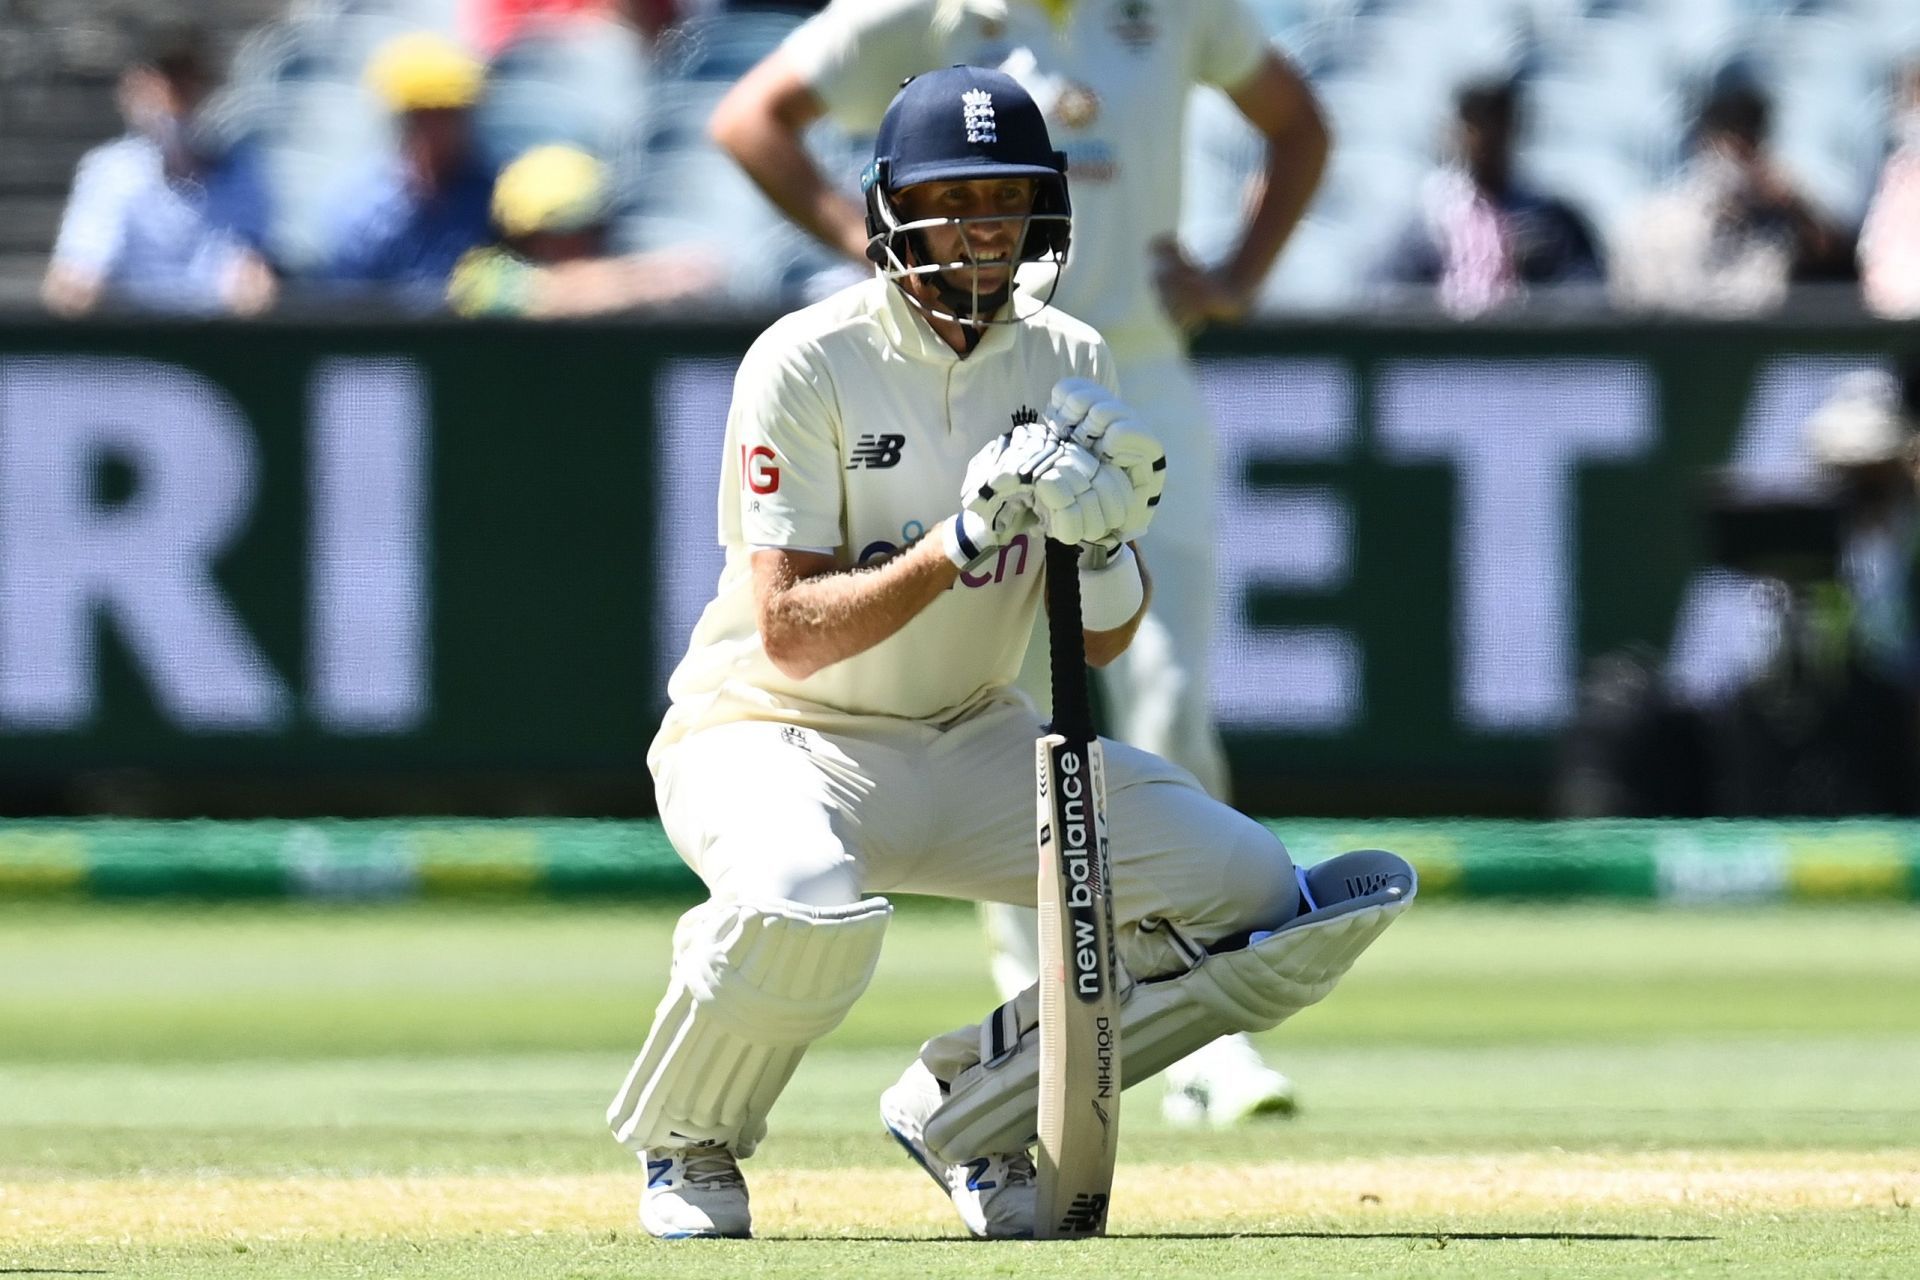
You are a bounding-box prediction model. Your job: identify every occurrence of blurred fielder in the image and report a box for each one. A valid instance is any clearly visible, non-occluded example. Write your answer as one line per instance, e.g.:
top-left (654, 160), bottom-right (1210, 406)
top-left (609, 67), bottom-right (1409, 1240)
top-left (712, 0), bottom-right (1330, 1125)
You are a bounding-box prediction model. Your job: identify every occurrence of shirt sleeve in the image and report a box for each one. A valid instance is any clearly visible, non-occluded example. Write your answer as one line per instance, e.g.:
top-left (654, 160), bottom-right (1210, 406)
top-left (50, 144), bottom-right (135, 275)
top-left (204, 142), bottom-right (274, 258)
top-left (780, 0), bottom-right (944, 132)
top-left (316, 165), bottom-right (397, 282)
top-left (1190, 0), bottom-right (1271, 93)
top-left (719, 333), bottom-right (846, 551)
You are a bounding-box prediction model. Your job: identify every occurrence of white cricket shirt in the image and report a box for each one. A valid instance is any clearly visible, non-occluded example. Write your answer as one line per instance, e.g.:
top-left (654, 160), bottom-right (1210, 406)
top-left (652, 276), bottom-right (1116, 758)
top-left (783, 0), bottom-right (1268, 364)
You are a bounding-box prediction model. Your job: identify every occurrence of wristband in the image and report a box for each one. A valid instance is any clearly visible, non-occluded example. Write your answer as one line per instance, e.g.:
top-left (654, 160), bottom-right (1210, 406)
top-left (1080, 543), bottom-right (1145, 631)
top-left (941, 511), bottom-right (992, 570)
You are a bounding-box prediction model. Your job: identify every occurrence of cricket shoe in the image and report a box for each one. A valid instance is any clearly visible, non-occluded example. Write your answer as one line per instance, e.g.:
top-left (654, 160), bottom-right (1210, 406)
top-left (639, 1143), bottom-right (751, 1239)
top-left (881, 1059), bottom-right (1036, 1239)
top-left (1160, 1033), bottom-right (1298, 1128)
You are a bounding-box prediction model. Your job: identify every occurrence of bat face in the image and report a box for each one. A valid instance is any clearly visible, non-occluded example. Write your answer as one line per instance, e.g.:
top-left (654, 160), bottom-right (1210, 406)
top-left (1035, 732), bottom-right (1119, 1239)
top-left (1046, 737), bottom-right (1110, 1004)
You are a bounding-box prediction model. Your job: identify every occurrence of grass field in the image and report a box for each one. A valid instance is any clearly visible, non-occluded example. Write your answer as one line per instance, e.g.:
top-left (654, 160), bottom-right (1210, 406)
top-left (2, 898), bottom-right (1917, 1278)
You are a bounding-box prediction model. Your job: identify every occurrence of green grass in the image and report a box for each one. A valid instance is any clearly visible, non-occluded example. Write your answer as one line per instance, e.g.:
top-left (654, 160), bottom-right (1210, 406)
top-left (2, 900), bottom-right (1917, 1277)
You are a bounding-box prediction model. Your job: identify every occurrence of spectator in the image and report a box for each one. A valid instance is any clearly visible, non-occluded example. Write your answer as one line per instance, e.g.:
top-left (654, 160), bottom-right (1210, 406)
top-left (42, 23), bottom-right (275, 317)
top-left (1611, 78), bottom-right (1850, 315)
top-left (1560, 364), bottom-right (1920, 818)
top-left (463, 0), bottom-right (677, 54)
top-left (1805, 367), bottom-right (1920, 690)
top-left (315, 33), bottom-right (495, 308)
top-left (447, 144), bottom-right (721, 316)
top-left (1376, 78), bottom-right (1602, 316)
top-left (1860, 60), bottom-right (1920, 319)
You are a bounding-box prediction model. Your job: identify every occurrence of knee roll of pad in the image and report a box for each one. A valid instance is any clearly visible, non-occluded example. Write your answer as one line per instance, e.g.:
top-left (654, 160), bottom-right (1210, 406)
top-left (607, 896), bottom-right (892, 1157)
top-left (922, 855), bottom-right (1414, 1163)
top-left (1188, 859), bottom-right (1414, 1029)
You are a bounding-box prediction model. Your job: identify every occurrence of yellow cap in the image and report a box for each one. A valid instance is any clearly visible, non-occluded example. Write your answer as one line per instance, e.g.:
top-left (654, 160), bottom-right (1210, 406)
top-left (492, 145), bottom-right (608, 237)
top-left (365, 32), bottom-right (483, 112)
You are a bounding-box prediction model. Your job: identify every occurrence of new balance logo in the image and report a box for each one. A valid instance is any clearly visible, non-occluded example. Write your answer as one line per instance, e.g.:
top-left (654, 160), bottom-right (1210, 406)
top-left (847, 433), bottom-right (906, 469)
top-left (646, 1158), bottom-right (674, 1188)
top-left (1346, 871), bottom-right (1394, 896)
top-left (1058, 1191), bottom-right (1109, 1233)
top-left (1011, 405), bottom-right (1040, 427)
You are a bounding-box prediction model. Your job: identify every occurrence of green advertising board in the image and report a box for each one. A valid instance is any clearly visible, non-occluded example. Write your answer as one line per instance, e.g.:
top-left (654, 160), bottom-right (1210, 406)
top-left (0, 317), bottom-right (1904, 813)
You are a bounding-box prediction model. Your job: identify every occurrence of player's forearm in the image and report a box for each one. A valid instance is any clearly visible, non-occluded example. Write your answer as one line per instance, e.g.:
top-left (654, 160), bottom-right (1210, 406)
top-left (711, 58), bottom-right (871, 265)
top-left (757, 537), bottom-right (960, 680)
top-left (1220, 57), bottom-right (1330, 308)
top-left (1222, 131), bottom-right (1325, 302)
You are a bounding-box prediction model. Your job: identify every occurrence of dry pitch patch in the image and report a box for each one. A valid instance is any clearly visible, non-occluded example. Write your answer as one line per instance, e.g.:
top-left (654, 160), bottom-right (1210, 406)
top-left (5, 1151), bottom-right (1915, 1244)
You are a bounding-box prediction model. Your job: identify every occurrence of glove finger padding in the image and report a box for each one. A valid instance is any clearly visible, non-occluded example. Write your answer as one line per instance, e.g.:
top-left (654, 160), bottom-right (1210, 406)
top-left (1098, 423), bottom-right (1166, 542)
top-left (1043, 492), bottom-right (1094, 546)
top-left (1085, 462), bottom-right (1133, 539)
top-left (968, 488), bottom-right (1037, 539)
top-left (950, 431), bottom-right (1045, 569)
top-left (1045, 470), bottom-right (1128, 549)
top-left (960, 431), bottom-right (1017, 500)
top-left (1099, 422), bottom-right (1164, 471)
top-left (1071, 401), bottom-right (1135, 450)
top-left (1046, 377), bottom-right (1108, 430)
top-left (1031, 440), bottom-right (1102, 512)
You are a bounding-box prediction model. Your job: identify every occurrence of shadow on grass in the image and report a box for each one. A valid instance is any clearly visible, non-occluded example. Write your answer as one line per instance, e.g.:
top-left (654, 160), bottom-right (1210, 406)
top-left (1125, 1231), bottom-right (1717, 1242)
top-left (746, 1230), bottom-right (1718, 1243)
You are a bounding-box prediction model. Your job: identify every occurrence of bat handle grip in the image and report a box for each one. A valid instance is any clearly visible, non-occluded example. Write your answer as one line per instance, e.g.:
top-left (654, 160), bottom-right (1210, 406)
top-left (1045, 538), bottom-right (1093, 743)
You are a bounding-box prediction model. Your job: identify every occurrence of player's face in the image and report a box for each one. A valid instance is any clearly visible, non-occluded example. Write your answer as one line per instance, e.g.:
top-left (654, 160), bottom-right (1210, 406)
top-left (895, 177), bottom-right (1036, 294)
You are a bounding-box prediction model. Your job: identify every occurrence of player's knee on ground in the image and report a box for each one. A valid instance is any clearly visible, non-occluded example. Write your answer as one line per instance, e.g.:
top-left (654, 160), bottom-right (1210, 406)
top-left (607, 896), bottom-right (891, 1157)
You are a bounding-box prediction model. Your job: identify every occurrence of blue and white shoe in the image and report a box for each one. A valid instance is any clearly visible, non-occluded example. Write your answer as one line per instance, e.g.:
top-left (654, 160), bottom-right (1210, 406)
top-left (881, 1059), bottom-right (1036, 1239)
top-left (639, 1143), bottom-right (751, 1239)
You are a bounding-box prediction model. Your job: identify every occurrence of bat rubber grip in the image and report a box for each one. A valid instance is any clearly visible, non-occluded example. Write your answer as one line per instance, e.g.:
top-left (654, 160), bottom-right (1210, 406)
top-left (1046, 539), bottom-right (1093, 743)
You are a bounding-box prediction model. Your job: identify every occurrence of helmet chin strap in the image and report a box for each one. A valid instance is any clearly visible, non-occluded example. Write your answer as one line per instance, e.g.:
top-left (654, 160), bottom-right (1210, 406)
top-left (928, 273), bottom-right (1013, 328)
top-left (898, 225), bottom-right (1021, 328)
top-left (867, 209), bottom-right (1069, 331)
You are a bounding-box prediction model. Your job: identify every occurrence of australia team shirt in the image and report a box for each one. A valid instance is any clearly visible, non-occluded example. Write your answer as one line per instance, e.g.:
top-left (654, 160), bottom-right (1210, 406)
top-left (654, 276), bottom-right (1116, 755)
top-left (783, 0), bottom-right (1269, 363)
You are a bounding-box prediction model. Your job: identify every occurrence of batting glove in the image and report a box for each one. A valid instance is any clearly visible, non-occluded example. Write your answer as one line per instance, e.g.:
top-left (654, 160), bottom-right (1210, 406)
top-left (1095, 422), bottom-right (1166, 547)
top-left (1045, 377), bottom-right (1128, 450)
top-left (1044, 378), bottom-right (1165, 547)
top-left (943, 428), bottom-right (1054, 570)
top-left (1036, 453), bottom-right (1133, 547)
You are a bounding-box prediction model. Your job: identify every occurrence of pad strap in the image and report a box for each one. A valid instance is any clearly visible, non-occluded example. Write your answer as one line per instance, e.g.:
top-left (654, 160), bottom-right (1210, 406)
top-left (921, 872), bottom-right (1413, 1163)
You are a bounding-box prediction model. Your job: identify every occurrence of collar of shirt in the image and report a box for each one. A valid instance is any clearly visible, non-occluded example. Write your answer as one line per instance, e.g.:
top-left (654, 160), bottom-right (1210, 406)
top-left (874, 276), bottom-right (1021, 365)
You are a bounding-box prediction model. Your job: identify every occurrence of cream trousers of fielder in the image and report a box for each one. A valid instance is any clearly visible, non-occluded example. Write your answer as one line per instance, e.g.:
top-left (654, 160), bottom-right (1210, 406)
top-left (1017, 349), bottom-right (1227, 798)
top-left (651, 698), bottom-right (1297, 985)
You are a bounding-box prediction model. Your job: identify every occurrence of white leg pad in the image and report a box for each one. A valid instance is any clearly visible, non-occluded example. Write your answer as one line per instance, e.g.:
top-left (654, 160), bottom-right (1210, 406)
top-left (923, 873), bottom-right (1412, 1163)
top-left (607, 895), bottom-right (892, 1158)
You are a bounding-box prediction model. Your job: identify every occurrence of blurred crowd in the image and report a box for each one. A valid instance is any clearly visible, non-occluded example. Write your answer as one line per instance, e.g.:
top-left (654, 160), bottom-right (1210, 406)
top-left (27, 0), bottom-right (1920, 322)
top-left (1561, 359), bottom-right (1920, 818)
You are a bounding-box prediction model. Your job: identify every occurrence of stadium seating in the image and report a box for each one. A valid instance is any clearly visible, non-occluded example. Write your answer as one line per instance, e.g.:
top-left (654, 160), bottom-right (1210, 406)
top-left (1, 0), bottom-right (1915, 312)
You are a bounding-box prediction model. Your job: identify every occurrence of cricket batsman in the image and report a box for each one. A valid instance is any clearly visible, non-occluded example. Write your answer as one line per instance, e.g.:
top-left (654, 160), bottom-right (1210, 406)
top-left (712, 0), bottom-right (1331, 1123)
top-left (608, 66), bottom-right (1410, 1241)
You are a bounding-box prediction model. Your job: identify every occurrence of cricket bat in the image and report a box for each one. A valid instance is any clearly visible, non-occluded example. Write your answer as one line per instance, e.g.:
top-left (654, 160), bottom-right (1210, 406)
top-left (1034, 537), bottom-right (1121, 1239)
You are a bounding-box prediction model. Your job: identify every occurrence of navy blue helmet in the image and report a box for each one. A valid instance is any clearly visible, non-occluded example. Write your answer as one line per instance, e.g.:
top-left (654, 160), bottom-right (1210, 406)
top-left (862, 65), bottom-right (1072, 282)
